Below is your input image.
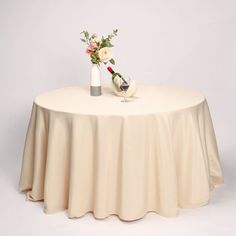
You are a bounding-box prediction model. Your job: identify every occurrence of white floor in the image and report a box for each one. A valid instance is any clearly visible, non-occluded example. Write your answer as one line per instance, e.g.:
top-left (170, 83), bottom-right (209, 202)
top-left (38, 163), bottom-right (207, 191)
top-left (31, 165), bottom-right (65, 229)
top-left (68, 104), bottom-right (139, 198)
top-left (0, 147), bottom-right (235, 236)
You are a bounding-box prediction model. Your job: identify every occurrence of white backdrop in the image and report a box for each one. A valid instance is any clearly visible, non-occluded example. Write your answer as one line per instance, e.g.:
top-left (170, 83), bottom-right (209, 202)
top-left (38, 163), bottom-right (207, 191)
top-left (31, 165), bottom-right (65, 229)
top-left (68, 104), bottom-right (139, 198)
top-left (0, 0), bottom-right (236, 235)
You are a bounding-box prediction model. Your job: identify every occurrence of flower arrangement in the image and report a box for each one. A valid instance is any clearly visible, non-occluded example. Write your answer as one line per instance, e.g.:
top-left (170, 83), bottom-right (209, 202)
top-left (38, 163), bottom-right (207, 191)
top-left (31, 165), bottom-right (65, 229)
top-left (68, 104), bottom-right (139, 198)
top-left (80, 29), bottom-right (118, 66)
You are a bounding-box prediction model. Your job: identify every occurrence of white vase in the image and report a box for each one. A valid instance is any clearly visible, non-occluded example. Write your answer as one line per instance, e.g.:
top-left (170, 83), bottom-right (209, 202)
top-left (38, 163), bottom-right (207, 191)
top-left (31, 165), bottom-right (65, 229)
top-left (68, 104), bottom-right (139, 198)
top-left (90, 64), bottom-right (101, 96)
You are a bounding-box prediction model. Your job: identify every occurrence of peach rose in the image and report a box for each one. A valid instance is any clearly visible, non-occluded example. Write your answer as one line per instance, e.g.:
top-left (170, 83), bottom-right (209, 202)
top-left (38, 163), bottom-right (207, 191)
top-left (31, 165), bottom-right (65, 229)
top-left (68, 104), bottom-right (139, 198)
top-left (98, 47), bottom-right (112, 63)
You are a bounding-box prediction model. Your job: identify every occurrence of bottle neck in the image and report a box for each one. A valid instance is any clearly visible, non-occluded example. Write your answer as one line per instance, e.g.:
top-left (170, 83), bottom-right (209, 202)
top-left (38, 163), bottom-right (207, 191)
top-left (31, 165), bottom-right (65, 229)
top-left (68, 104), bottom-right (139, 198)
top-left (107, 67), bottom-right (128, 84)
top-left (107, 67), bottom-right (115, 75)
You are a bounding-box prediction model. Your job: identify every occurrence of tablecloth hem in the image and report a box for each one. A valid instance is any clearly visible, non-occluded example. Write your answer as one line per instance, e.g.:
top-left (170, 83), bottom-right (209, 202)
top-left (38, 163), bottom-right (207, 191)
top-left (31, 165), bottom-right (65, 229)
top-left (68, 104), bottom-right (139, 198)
top-left (42, 200), bottom-right (210, 220)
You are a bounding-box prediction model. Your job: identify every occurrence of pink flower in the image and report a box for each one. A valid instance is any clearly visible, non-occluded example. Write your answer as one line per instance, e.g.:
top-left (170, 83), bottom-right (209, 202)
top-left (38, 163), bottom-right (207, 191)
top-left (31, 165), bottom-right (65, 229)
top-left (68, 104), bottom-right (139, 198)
top-left (86, 42), bottom-right (98, 55)
top-left (90, 41), bottom-right (97, 49)
top-left (86, 46), bottom-right (94, 55)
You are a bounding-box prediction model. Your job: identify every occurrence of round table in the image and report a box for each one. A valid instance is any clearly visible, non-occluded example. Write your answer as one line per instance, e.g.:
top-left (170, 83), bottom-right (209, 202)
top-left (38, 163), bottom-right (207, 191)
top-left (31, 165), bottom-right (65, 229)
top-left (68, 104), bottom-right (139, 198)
top-left (19, 86), bottom-right (223, 220)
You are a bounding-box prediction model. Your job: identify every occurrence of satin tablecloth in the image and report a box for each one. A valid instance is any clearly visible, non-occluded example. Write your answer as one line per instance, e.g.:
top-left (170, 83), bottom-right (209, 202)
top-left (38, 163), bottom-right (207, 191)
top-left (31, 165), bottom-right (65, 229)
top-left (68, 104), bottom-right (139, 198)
top-left (19, 86), bottom-right (223, 220)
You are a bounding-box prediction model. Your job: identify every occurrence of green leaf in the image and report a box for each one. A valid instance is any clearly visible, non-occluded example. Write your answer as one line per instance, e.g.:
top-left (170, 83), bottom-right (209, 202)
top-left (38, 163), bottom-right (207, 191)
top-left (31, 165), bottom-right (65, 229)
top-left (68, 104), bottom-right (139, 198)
top-left (113, 29), bottom-right (118, 35)
top-left (101, 38), bottom-right (114, 48)
top-left (90, 54), bottom-right (100, 64)
top-left (109, 58), bottom-right (115, 65)
top-left (91, 58), bottom-right (97, 64)
top-left (84, 31), bottom-right (89, 39)
top-left (91, 54), bottom-right (97, 60)
top-left (80, 38), bottom-right (86, 42)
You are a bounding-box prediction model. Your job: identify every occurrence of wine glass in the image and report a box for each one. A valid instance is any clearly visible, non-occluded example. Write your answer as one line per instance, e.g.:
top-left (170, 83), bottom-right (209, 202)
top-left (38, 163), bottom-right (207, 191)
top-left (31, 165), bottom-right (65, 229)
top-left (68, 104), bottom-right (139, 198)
top-left (119, 76), bottom-right (130, 102)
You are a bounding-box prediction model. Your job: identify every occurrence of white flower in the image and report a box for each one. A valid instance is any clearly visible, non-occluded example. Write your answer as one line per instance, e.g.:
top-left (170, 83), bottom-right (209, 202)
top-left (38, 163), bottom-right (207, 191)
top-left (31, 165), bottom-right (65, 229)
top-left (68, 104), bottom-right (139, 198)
top-left (93, 36), bottom-right (101, 43)
top-left (98, 47), bottom-right (112, 63)
top-left (91, 34), bottom-right (101, 43)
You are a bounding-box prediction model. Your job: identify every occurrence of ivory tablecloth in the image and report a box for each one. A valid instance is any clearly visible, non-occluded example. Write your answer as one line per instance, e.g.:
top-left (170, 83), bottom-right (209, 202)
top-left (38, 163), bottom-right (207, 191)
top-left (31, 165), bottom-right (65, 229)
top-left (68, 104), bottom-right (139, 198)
top-left (19, 86), bottom-right (223, 220)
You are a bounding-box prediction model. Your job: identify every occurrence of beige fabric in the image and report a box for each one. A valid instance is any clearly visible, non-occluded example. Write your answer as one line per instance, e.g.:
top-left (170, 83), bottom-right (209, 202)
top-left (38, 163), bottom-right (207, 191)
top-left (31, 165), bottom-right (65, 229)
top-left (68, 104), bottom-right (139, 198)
top-left (19, 86), bottom-right (223, 220)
